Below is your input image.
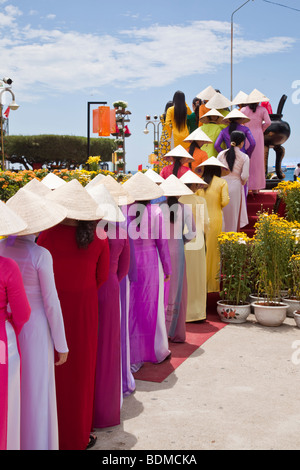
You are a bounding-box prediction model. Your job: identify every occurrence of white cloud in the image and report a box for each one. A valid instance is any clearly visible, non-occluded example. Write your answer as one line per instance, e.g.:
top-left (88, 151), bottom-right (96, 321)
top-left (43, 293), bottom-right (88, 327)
top-left (0, 14), bottom-right (295, 101)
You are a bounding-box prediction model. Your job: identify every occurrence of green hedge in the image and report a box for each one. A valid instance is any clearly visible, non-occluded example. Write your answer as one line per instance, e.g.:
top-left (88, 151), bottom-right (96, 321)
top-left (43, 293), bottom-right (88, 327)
top-left (3, 134), bottom-right (116, 169)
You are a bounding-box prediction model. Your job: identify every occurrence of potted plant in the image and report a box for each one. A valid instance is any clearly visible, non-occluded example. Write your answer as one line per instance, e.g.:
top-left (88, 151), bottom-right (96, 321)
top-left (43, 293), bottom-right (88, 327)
top-left (86, 155), bottom-right (101, 172)
top-left (216, 232), bottom-right (252, 323)
top-left (276, 179), bottom-right (300, 223)
top-left (281, 254), bottom-right (300, 318)
top-left (116, 158), bottom-right (124, 172)
top-left (251, 212), bottom-right (295, 326)
top-left (115, 138), bottom-right (124, 149)
top-left (112, 100), bottom-right (128, 111)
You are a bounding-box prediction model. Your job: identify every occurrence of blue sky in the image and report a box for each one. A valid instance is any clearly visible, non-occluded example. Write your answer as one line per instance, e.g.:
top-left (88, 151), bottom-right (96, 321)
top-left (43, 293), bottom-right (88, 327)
top-left (0, 0), bottom-right (299, 171)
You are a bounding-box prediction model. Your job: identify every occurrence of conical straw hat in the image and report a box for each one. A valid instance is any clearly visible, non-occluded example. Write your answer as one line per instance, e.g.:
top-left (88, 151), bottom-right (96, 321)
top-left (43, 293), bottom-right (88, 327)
top-left (144, 168), bottom-right (165, 184)
top-left (23, 178), bottom-right (52, 197)
top-left (199, 108), bottom-right (224, 124)
top-left (122, 171), bottom-right (163, 201)
top-left (0, 200), bottom-right (28, 236)
top-left (184, 127), bottom-right (213, 144)
top-left (231, 90), bottom-right (248, 106)
top-left (86, 183), bottom-right (125, 222)
top-left (179, 170), bottom-right (208, 186)
top-left (98, 175), bottom-right (135, 205)
top-left (6, 188), bottom-right (68, 236)
top-left (196, 85), bottom-right (217, 101)
top-left (42, 172), bottom-right (67, 190)
top-left (196, 156), bottom-right (230, 176)
top-left (163, 145), bottom-right (194, 161)
top-left (160, 174), bottom-right (193, 197)
top-left (221, 108), bottom-right (250, 125)
top-left (85, 173), bottom-right (106, 190)
top-left (46, 178), bottom-right (104, 220)
top-left (245, 88), bottom-right (269, 104)
top-left (206, 92), bottom-right (231, 110)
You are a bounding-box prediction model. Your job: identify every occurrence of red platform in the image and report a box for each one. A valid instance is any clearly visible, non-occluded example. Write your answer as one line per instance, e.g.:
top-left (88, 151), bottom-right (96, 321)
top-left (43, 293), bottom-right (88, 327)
top-left (242, 190), bottom-right (285, 238)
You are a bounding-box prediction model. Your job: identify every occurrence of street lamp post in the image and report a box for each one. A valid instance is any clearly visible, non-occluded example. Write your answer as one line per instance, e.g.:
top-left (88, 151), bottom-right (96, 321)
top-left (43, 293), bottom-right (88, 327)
top-left (143, 115), bottom-right (162, 160)
top-left (0, 79), bottom-right (19, 170)
top-left (231, 0), bottom-right (255, 102)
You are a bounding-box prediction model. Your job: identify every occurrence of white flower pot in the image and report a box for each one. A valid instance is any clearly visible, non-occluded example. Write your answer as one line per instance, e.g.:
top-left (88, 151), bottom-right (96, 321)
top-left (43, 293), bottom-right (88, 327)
top-left (252, 301), bottom-right (288, 327)
top-left (217, 301), bottom-right (251, 324)
top-left (249, 294), bottom-right (266, 313)
top-left (293, 311), bottom-right (300, 328)
top-left (282, 297), bottom-right (300, 318)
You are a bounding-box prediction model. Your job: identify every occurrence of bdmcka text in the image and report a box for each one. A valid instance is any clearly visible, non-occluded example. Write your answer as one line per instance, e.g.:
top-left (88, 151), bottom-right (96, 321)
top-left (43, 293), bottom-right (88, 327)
top-left (102, 454), bottom-right (197, 466)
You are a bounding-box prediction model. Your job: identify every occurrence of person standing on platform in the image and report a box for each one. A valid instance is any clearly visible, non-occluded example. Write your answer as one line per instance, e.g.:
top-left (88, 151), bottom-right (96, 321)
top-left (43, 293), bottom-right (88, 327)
top-left (215, 108), bottom-right (256, 159)
top-left (179, 171), bottom-right (209, 322)
top-left (183, 126), bottom-right (211, 172)
top-left (165, 90), bottom-right (192, 150)
top-left (217, 130), bottom-right (250, 232)
top-left (160, 145), bottom-right (194, 179)
top-left (37, 179), bottom-right (110, 451)
top-left (122, 172), bottom-right (172, 371)
top-left (187, 97), bottom-right (201, 133)
top-left (241, 89), bottom-right (271, 194)
top-left (0, 202), bottom-right (31, 451)
top-left (196, 85), bottom-right (217, 127)
top-left (87, 184), bottom-right (130, 430)
top-left (1, 189), bottom-right (69, 451)
top-left (294, 164), bottom-right (300, 181)
top-left (195, 157), bottom-right (230, 293)
top-left (97, 176), bottom-right (137, 398)
top-left (159, 175), bottom-right (195, 343)
top-left (198, 109), bottom-right (226, 159)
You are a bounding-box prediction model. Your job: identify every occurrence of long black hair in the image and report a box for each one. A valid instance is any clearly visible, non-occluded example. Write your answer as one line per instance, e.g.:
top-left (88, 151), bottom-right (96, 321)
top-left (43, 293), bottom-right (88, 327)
top-left (173, 90), bottom-right (187, 132)
top-left (162, 100), bottom-right (173, 121)
top-left (76, 220), bottom-right (97, 249)
top-left (167, 196), bottom-right (179, 223)
top-left (224, 130), bottom-right (245, 172)
top-left (228, 119), bottom-right (238, 135)
top-left (202, 166), bottom-right (222, 186)
top-left (249, 103), bottom-right (259, 112)
top-left (192, 97), bottom-right (201, 126)
top-left (135, 200), bottom-right (150, 228)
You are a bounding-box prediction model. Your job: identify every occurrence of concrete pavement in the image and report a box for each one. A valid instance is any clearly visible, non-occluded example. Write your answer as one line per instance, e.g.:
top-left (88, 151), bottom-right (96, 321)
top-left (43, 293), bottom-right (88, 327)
top-left (92, 314), bottom-right (300, 451)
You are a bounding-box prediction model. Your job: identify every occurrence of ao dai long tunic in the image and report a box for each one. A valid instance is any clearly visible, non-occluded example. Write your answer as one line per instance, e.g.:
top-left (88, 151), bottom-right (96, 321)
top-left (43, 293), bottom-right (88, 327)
top-left (160, 163), bottom-right (189, 180)
top-left (240, 105), bottom-right (271, 190)
top-left (0, 235), bottom-right (68, 450)
top-left (196, 176), bottom-right (230, 293)
top-left (165, 105), bottom-right (192, 150)
top-left (217, 148), bottom-right (250, 232)
top-left (127, 204), bottom-right (172, 364)
top-left (160, 202), bottom-right (195, 342)
top-left (214, 124), bottom-right (256, 158)
top-left (94, 225), bottom-right (130, 429)
top-left (37, 224), bottom-right (110, 450)
top-left (179, 194), bottom-right (209, 322)
top-left (0, 256), bottom-right (30, 451)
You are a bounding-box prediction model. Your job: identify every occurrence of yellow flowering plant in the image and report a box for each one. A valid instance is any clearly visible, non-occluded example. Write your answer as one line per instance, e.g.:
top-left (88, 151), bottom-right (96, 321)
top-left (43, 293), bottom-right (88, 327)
top-left (86, 156), bottom-right (101, 172)
top-left (275, 179), bottom-right (300, 222)
top-left (253, 212), bottom-right (298, 303)
top-left (0, 168), bottom-right (117, 201)
top-left (287, 254), bottom-right (300, 300)
top-left (217, 231), bottom-right (253, 305)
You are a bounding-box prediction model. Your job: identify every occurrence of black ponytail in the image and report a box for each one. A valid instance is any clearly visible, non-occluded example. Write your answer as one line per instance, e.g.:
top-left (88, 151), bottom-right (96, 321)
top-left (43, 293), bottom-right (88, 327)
top-left (224, 130), bottom-right (245, 172)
